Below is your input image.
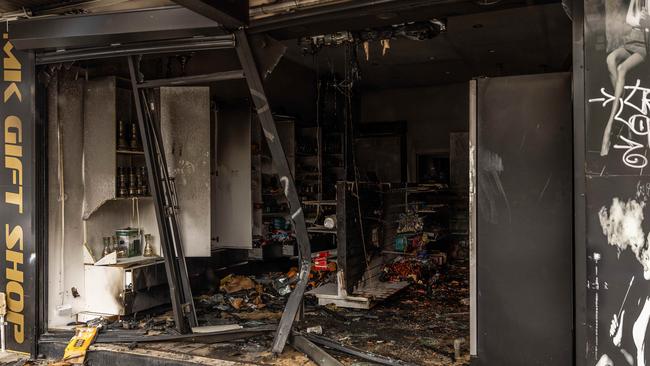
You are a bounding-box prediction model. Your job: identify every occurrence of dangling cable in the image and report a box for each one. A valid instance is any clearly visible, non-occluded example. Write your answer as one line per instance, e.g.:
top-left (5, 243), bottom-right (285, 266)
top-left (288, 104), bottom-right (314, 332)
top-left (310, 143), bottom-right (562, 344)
top-left (344, 42), bottom-right (369, 270)
top-left (314, 51), bottom-right (323, 218)
top-left (56, 77), bottom-right (66, 306)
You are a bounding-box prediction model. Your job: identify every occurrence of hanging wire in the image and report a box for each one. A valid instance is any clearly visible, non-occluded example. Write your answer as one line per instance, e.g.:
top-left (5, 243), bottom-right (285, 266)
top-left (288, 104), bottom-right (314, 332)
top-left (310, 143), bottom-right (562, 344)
top-left (314, 49), bottom-right (323, 218)
top-left (341, 41), bottom-right (370, 271)
top-left (56, 75), bottom-right (66, 305)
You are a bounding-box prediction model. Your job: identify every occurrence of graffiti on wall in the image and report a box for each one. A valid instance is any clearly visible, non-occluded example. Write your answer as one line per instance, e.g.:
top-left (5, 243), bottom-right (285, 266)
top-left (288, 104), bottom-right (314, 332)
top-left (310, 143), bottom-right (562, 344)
top-left (591, 81), bottom-right (650, 170)
top-left (585, 0), bottom-right (650, 365)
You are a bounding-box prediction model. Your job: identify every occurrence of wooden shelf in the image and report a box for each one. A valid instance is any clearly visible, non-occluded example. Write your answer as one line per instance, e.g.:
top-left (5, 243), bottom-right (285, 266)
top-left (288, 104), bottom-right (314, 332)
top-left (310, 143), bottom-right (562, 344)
top-left (303, 200), bottom-right (337, 206)
top-left (382, 250), bottom-right (416, 256)
top-left (116, 150), bottom-right (145, 155)
top-left (308, 227), bottom-right (337, 234)
top-left (112, 196), bottom-right (152, 201)
top-left (263, 212), bottom-right (289, 218)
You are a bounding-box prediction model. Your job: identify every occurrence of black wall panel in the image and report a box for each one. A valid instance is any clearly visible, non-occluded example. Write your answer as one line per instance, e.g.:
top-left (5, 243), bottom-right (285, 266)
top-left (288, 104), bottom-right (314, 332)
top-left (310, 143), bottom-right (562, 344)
top-left (582, 1), bottom-right (650, 364)
top-left (476, 73), bottom-right (573, 365)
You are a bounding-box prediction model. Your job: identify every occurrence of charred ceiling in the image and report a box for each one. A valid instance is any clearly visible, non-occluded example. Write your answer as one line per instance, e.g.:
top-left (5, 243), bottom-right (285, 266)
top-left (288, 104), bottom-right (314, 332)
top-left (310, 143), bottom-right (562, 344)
top-left (249, 0), bottom-right (565, 38)
top-left (283, 3), bottom-right (571, 89)
top-left (1, 0), bottom-right (563, 24)
top-left (7, 0), bottom-right (569, 88)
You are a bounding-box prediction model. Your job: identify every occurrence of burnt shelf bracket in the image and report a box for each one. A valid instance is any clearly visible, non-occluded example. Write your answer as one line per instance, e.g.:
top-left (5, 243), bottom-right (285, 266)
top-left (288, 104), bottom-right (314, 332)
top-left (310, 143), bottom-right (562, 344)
top-left (235, 29), bottom-right (312, 354)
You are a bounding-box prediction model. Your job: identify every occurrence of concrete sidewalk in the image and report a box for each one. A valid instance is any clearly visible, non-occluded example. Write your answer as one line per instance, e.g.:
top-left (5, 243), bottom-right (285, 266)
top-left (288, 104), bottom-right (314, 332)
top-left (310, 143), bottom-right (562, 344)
top-left (0, 351), bottom-right (28, 365)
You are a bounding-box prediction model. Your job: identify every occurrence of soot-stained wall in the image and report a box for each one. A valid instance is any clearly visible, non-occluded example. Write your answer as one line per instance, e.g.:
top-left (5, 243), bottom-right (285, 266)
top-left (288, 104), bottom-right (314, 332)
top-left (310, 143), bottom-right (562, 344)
top-left (360, 83), bottom-right (469, 182)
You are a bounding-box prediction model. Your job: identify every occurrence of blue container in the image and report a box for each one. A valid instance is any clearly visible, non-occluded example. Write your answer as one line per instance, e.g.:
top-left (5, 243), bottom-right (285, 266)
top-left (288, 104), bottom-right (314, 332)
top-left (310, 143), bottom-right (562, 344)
top-left (394, 235), bottom-right (408, 252)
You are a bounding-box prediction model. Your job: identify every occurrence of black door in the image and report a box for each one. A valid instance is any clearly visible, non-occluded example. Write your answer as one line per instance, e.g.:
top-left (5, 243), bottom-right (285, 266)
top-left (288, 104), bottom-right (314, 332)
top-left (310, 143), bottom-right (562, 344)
top-left (475, 73), bottom-right (573, 365)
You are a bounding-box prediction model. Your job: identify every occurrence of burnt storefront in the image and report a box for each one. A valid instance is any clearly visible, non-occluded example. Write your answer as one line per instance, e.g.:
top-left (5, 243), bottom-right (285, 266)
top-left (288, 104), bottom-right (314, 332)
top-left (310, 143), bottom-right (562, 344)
top-left (0, 0), bottom-right (602, 365)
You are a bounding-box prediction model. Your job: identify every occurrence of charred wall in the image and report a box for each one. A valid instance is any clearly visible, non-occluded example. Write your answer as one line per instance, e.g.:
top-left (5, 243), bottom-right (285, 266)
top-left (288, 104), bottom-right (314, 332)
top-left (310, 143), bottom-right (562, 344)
top-left (360, 83), bottom-right (469, 182)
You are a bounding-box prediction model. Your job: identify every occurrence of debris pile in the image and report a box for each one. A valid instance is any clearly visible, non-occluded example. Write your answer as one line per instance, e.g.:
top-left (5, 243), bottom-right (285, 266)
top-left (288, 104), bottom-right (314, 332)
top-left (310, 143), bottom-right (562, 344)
top-left (381, 258), bottom-right (429, 283)
top-left (299, 261), bottom-right (471, 366)
top-left (36, 261), bottom-right (468, 366)
top-left (380, 250), bottom-right (447, 285)
top-left (383, 185), bottom-right (453, 292)
top-left (397, 210), bottom-right (424, 234)
top-left (196, 274), bottom-right (285, 322)
top-left (196, 264), bottom-right (336, 326)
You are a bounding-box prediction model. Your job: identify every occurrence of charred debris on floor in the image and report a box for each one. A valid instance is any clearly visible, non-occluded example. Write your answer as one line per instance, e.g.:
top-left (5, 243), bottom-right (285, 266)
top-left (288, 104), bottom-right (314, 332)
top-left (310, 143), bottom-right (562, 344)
top-left (41, 242), bottom-right (469, 365)
top-left (42, 175), bottom-right (469, 365)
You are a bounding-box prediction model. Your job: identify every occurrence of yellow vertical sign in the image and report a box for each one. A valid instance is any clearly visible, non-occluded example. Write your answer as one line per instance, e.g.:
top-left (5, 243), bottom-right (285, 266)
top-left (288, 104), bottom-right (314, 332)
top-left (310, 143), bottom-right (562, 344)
top-left (2, 31), bottom-right (29, 353)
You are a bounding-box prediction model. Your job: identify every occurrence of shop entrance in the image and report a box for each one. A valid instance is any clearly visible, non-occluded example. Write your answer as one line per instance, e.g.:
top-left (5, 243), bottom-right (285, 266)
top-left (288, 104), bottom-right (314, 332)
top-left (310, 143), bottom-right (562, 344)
top-left (2, 1), bottom-right (575, 365)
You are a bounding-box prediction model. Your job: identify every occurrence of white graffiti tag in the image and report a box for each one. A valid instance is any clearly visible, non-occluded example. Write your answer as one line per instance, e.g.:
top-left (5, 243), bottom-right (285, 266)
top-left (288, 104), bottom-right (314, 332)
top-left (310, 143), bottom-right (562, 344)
top-left (590, 79), bottom-right (650, 170)
top-left (614, 135), bottom-right (648, 169)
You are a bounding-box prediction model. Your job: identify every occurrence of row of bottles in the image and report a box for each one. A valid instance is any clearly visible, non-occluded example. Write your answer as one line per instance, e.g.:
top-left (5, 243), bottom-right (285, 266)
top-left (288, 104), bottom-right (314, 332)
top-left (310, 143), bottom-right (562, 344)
top-left (117, 166), bottom-right (148, 197)
top-left (102, 231), bottom-right (155, 258)
top-left (117, 120), bottom-right (142, 151)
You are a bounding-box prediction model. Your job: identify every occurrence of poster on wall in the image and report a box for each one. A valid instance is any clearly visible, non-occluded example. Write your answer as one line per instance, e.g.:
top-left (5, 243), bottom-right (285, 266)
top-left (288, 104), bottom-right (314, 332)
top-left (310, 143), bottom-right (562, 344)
top-left (0, 32), bottom-right (36, 354)
top-left (585, 0), bottom-right (650, 365)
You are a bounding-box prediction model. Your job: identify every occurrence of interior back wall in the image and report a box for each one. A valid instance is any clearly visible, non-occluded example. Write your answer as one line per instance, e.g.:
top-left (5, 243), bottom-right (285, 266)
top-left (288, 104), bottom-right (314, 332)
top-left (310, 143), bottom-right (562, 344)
top-left (360, 82), bottom-right (469, 182)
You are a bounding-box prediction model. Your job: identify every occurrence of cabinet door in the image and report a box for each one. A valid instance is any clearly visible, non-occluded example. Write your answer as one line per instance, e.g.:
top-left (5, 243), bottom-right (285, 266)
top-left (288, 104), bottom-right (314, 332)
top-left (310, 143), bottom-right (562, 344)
top-left (474, 73), bottom-right (573, 365)
top-left (159, 87), bottom-right (211, 257)
top-left (214, 105), bottom-right (252, 249)
top-left (82, 77), bottom-right (118, 220)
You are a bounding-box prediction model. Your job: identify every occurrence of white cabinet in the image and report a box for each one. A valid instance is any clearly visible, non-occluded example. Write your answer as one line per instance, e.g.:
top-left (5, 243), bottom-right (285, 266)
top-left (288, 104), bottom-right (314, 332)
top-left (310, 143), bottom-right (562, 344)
top-left (82, 77), bottom-right (160, 260)
top-left (84, 257), bottom-right (167, 316)
top-left (159, 87), bottom-right (212, 257)
top-left (82, 80), bottom-right (212, 258)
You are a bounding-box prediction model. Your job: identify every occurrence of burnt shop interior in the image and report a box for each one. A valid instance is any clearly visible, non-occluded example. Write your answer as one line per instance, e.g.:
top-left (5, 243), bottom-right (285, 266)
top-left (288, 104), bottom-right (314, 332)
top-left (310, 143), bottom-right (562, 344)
top-left (36, 2), bottom-right (572, 365)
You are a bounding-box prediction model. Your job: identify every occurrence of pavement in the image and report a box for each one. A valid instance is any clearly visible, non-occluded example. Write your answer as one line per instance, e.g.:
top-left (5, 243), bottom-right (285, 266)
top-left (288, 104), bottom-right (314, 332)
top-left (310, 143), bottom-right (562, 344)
top-left (0, 351), bottom-right (28, 365)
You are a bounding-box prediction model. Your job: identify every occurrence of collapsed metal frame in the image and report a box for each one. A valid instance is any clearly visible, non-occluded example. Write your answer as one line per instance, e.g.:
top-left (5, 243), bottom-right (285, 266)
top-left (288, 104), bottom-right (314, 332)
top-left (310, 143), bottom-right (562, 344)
top-left (22, 3), bottom-right (312, 349)
top-left (120, 29), bottom-right (312, 353)
top-left (234, 29), bottom-right (312, 354)
top-left (128, 56), bottom-right (198, 334)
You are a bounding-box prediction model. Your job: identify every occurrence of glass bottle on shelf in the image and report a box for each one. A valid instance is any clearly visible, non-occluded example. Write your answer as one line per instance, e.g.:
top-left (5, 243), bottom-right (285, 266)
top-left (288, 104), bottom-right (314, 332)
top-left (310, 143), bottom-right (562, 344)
top-left (128, 167), bottom-right (137, 197)
top-left (117, 167), bottom-right (128, 197)
top-left (102, 237), bottom-right (112, 257)
top-left (140, 167), bottom-right (148, 196)
top-left (130, 122), bottom-right (140, 151)
top-left (111, 236), bottom-right (120, 257)
top-left (143, 234), bottom-right (155, 257)
top-left (117, 120), bottom-right (128, 150)
top-left (136, 172), bottom-right (143, 196)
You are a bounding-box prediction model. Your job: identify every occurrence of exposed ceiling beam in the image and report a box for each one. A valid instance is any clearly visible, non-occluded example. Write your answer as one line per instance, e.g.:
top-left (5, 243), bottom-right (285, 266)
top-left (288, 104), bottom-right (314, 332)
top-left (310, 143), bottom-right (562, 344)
top-left (172, 0), bottom-right (249, 28)
top-left (35, 35), bottom-right (235, 64)
top-left (9, 6), bottom-right (223, 51)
